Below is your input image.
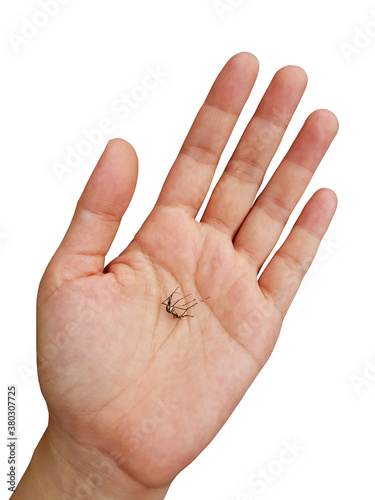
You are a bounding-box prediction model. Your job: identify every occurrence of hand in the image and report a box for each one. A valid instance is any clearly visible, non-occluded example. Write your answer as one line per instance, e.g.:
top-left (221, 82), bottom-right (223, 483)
top-left (15, 52), bottom-right (338, 499)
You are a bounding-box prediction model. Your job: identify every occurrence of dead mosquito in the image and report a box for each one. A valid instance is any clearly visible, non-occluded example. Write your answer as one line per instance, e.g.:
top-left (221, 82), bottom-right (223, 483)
top-left (162, 286), bottom-right (209, 319)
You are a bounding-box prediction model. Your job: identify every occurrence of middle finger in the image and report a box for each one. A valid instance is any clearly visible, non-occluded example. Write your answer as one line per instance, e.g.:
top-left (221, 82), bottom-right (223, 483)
top-left (201, 66), bottom-right (307, 237)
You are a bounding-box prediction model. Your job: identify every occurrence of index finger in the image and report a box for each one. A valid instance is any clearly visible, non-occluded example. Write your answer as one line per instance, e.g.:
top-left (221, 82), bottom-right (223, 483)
top-left (156, 52), bottom-right (259, 216)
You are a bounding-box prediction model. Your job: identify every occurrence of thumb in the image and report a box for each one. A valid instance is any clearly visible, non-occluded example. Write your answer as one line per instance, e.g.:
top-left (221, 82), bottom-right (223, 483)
top-left (46, 139), bottom-right (138, 284)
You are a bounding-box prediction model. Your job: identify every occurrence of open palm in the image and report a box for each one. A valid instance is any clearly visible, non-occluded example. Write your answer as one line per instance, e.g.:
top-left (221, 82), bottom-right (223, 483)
top-left (36, 53), bottom-right (338, 492)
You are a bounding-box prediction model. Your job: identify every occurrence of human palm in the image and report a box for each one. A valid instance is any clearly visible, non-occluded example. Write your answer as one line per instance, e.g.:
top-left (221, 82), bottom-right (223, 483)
top-left (36, 53), bottom-right (338, 490)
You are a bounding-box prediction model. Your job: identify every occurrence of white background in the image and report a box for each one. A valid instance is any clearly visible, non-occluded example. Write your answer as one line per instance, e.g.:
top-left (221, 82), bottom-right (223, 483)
top-left (1, 0), bottom-right (375, 499)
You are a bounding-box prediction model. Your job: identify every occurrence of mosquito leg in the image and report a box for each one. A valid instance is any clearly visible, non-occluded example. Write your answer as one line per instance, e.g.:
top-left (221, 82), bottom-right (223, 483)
top-left (174, 295), bottom-right (209, 308)
top-left (182, 299), bottom-right (198, 307)
top-left (175, 295), bottom-right (209, 310)
top-left (172, 294), bottom-right (192, 307)
top-left (182, 303), bottom-right (198, 314)
top-left (162, 286), bottom-right (179, 305)
top-left (198, 296), bottom-right (210, 303)
top-left (174, 299), bottom-right (198, 311)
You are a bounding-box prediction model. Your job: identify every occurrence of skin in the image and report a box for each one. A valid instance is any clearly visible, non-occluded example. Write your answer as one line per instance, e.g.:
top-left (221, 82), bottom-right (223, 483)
top-left (12, 52), bottom-right (338, 499)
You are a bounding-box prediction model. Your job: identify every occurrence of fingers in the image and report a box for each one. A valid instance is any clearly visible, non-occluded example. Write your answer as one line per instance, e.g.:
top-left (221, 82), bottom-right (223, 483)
top-left (234, 110), bottom-right (339, 270)
top-left (50, 139), bottom-right (138, 281)
top-left (258, 188), bottom-right (338, 317)
top-left (201, 65), bottom-right (307, 236)
top-left (156, 52), bottom-right (259, 217)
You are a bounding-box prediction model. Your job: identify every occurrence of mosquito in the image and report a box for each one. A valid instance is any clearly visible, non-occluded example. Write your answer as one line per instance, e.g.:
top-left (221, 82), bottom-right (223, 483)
top-left (162, 286), bottom-right (209, 319)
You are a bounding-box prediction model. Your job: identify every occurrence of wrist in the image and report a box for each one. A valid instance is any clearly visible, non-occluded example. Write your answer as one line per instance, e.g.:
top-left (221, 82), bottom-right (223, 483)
top-left (12, 425), bottom-right (170, 500)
